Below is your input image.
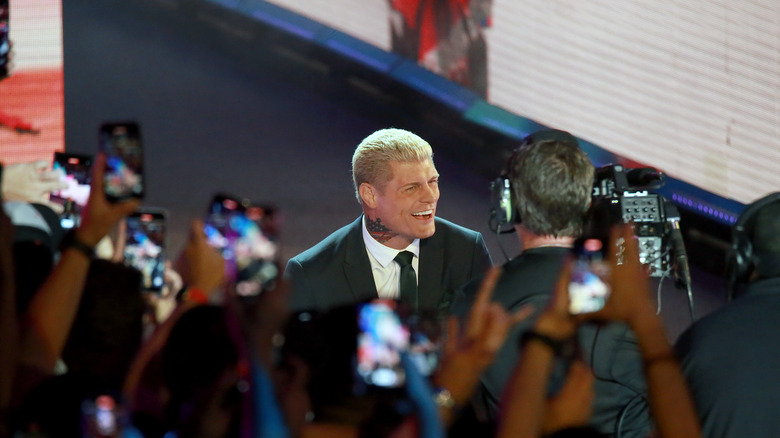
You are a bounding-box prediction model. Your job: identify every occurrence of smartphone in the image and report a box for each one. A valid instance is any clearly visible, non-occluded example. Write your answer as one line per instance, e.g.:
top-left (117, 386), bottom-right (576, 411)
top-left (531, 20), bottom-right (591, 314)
top-left (245, 203), bottom-right (282, 260)
top-left (98, 122), bottom-right (144, 202)
top-left (0, 0), bottom-right (9, 79)
top-left (204, 194), bottom-right (279, 297)
top-left (355, 299), bottom-right (410, 389)
top-left (124, 208), bottom-right (166, 292)
top-left (50, 152), bottom-right (93, 230)
top-left (568, 236), bottom-right (611, 314)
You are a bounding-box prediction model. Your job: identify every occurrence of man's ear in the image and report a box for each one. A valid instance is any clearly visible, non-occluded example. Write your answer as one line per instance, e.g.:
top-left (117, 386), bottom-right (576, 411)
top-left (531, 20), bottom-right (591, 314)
top-left (359, 183), bottom-right (378, 209)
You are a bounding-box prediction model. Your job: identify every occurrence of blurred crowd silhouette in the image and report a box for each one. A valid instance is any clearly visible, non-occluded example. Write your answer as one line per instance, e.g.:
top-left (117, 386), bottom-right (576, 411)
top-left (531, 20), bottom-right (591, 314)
top-left (1, 123), bottom-right (778, 438)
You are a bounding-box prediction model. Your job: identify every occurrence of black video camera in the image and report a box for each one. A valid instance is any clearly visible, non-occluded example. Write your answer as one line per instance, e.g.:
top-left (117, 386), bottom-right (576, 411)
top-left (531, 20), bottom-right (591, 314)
top-left (590, 164), bottom-right (677, 278)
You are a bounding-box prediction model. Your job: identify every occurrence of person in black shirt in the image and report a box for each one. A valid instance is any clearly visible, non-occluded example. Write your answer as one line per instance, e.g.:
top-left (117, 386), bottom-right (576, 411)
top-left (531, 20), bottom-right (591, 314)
top-left (451, 129), bottom-right (651, 437)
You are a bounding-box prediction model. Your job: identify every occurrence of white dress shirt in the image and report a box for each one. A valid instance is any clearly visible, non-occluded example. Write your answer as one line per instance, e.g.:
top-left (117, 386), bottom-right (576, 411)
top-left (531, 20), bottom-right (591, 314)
top-left (362, 216), bottom-right (420, 299)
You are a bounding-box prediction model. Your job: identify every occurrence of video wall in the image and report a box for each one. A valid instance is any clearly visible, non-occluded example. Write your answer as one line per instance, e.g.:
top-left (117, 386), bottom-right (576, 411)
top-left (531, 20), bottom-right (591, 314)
top-left (265, 0), bottom-right (780, 207)
top-left (0, 0), bottom-right (64, 165)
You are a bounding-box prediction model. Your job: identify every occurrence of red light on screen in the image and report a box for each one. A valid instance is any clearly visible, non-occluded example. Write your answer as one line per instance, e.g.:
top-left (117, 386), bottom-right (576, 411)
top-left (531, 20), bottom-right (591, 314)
top-left (584, 238), bottom-right (603, 253)
top-left (140, 214), bottom-right (153, 222)
top-left (247, 207), bottom-right (264, 221)
top-left (95, 395), bottom-right (115, 410)
top-left (67, 157), bottom-right (79, 164)
top-left (223, 199), bottom-right (238, 210)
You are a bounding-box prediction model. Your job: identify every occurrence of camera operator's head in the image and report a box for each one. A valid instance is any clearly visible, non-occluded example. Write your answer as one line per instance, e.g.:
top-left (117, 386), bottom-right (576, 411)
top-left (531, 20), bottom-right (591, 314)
top-left (507, 130), bottom-right (594, 238)
top-left (730, 193), bottom-right (780, 286)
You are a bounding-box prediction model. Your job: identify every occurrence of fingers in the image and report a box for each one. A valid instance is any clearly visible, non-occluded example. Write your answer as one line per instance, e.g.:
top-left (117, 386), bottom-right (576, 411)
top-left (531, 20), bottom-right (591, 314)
top-left (465, 266), bottom-right (502, 340)
top-left (117, 198), bottom-right (142, 216)
top-left (32, 160), bottom-right (50, 172)
top-left (551, 258), bottom-right (574, 315)
top-left (564, 361), bottom-right (595, 394)
top-left (509, 304), bottom-right (534, 326)
top-left (443, 316), bottom-right (459, 357)
top-left (189, 219), bottom-right (207, 245)
top-left (90, 153), bottom-right (106, 199)
top-left (480, 303), bottom-right (514, 353)
top-left (39, 179), bottom-right (68, 193)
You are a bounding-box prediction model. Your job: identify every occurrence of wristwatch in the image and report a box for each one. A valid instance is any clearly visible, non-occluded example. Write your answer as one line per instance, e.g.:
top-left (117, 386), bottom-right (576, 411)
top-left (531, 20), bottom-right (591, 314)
top-left (60, 229), bottom-right (95, 259)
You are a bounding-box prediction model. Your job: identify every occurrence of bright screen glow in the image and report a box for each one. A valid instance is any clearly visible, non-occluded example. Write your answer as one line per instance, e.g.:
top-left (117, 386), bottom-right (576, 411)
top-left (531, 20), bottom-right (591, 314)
top-left (265, 0), bottom-right (780, 205)
top-left (0, 0), bottom-right (64, 165)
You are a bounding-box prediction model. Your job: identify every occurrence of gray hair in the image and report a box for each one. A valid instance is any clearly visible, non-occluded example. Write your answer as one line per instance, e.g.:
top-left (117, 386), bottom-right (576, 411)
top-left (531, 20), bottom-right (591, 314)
top-left (508, 139), bottom-right (594, 237)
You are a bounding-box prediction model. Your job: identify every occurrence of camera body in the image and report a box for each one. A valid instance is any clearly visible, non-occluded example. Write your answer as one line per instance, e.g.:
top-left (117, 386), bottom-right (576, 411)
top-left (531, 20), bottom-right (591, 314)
top-left (591, 164), bottom-right (671, 278)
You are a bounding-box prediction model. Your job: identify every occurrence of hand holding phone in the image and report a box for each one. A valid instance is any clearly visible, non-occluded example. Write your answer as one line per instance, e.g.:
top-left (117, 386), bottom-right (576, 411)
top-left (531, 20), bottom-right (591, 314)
top-left (203, 194), bottom-right (280, 298)
top-left (99, 122), bottom-right (144, 202)
top-left (124, 208), bottom-right (166, 291)
top-left (356, 299), bottom-right (410, 389)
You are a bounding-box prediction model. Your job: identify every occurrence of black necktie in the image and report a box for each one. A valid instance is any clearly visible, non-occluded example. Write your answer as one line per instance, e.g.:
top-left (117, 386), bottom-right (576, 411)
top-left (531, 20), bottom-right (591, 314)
top-left (394, 251), bottom-right (418, 311)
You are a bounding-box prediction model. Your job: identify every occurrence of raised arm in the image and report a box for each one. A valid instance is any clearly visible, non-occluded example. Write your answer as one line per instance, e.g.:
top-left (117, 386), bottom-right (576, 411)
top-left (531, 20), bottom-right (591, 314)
top-left (433, 267), bottom-right (531, 426)
top-left (495, 260), bottom-right (586, 438)
top-left (19, 154), bottom-right (139, 373)
top-left (581, 224), bottom-right (701, 438)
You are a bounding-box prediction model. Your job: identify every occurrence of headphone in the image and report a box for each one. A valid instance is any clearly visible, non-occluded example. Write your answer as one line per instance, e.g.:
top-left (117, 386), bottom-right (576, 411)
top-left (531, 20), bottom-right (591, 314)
top-left (488, 129), bottom-right (580, 232)
top-left (726, 191), bottom-right (780, 299)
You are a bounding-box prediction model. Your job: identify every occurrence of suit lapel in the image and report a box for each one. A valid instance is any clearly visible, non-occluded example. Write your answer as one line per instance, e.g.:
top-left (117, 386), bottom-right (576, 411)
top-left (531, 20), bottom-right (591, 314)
top-left (344, 216), bottom-right (379, 303)
top-left (418, 225), bottom-right (445, 309)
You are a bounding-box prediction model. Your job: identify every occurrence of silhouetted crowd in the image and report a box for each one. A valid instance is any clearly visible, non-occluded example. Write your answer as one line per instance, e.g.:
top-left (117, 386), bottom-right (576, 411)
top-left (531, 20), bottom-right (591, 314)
top-left (1, 127), bottom-right (778, 438)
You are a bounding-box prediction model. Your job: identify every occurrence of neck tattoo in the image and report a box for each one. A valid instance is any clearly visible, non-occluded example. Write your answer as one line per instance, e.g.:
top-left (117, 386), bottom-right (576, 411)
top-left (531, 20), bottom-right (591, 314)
top-left (366, 216), bottom-right (397, 243)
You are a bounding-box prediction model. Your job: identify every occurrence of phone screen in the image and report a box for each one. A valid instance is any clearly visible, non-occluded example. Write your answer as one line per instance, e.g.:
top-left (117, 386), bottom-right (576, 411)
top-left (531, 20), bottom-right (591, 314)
top-left (204, 194), bottom-right (279, 297)
top-left (403, 310), bottom-right (441, 378)
top-left (0, 0), bottom-right (8, 79)
top-left (356, 300), bottom-right (409, 388)
top-left (568, 237), bottom-right (611, 314)
top-left (99, 122), bottom-right (144, 202)
top-left (50, 152), bottom-right (93, 229)
top-left (124, 210), bottom-right (166, 291)
top-left (81, 394), bottom-right (121, 437)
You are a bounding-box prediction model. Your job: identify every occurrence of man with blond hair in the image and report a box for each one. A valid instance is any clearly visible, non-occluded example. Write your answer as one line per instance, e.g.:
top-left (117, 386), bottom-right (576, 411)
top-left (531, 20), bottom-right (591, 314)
top-left (285, 128), bottom-right (491, 314)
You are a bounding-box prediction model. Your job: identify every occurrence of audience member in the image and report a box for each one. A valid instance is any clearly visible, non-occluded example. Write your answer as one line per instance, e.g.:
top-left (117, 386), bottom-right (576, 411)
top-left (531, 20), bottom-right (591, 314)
top-left (0, 126), bottom-right (729, 438)
top-left (497, 224), bottom-right (701, 438)
top-left (284, 128), bottom-right (491, 316)
top-left (15, 153), bottom-right (140, 397)
top-left (450, 129), bottom-right (651, 437)
top-left (4, 201), bottom-right (63, 315)
top-left (0, 195), bottom-right (17, 438)
top-left (60, 259), bottom-right (146, 391)
top-left (675, 192), bottom-right (780, 438)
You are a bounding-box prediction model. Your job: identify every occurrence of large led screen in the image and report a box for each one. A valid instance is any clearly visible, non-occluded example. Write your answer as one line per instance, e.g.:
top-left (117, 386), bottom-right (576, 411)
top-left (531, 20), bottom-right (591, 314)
top-left (0, 0), bottom-right (64, 165)
top-left (266, 0), bottom-right (780, 206)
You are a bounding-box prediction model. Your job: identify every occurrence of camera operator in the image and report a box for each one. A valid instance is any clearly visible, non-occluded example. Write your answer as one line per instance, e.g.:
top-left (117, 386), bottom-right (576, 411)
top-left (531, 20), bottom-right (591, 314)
top-left (450, 129), bottom-right (652, 437)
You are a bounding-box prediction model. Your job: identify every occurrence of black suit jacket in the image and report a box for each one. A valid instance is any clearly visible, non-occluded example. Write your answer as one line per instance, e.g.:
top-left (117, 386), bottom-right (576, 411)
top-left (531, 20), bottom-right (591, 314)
top-left (284, 216), bottom-right (491, 314)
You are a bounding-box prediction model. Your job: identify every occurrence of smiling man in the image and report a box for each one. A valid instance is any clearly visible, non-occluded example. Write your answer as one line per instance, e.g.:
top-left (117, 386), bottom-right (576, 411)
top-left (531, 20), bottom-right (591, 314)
top-left (284, 128), bottom-right (491, 315)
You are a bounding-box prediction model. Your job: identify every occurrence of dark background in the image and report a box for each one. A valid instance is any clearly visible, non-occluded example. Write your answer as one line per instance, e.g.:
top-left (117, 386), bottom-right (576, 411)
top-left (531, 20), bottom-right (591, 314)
top-left (62, 0), bottom-right (728, 341)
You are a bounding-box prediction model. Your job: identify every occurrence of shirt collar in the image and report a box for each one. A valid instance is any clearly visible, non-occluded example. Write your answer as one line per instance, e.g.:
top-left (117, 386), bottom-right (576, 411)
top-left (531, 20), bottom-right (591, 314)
top-left (362, 215), bottom-right (420, 267)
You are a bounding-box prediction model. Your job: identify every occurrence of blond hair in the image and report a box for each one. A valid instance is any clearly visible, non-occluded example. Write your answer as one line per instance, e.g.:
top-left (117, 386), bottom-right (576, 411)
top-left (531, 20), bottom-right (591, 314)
top-left (352, 128), bottom-right (433, 203)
